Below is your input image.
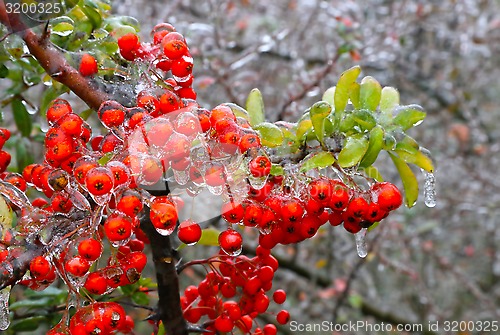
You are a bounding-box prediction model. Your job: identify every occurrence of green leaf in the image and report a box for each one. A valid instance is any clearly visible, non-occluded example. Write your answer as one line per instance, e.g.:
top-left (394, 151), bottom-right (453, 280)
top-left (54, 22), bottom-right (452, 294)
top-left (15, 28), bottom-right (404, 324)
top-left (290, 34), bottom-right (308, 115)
top-left (52, 22), bottom-right (74, 37)
top-left (295, 119), bottom-right (312, 143)
top-left (359, 76), bottom-right (382, 111)
top-left (197, 227), bottom-right (220, 247)
top-left (254, 122), bottom-right (284, 147)
top-left (81, 3), bottom-right (103, 29)
top-left (338, 134), bottom-right (369, 168)
top-left (389, 152), bottom-right (418, 207)
top-left (131, 291), bottom-right (150, 305)
top-left (392, 105), bottom-right (426, 130)
top-left (362, 166), bottom-right (384, 182)
top-left (246, 88), bottom-right (265, 126)
top-left (359, 125), bottom-right (384, 168)
top-left (380, 86), bottom-right (399, 114)
top-left (224, 103), bottom-right (250, 122)
top-left (322, 86), bottom-right (335, 105)
top-left (394, 149), bottom-right (434, 173)
top-left (334, 65), bottom-right (361, 116)
top-left (158, 323), bottom-right (166, 335)
top-left (348, 294), bottom-right (363, 309)
top-left (10, 297), bottom-right (52, 311)
top-left (15, 136), bottom-right (34, 172)
top-left (300, 152), bottom-right (335, 172)
top-left (351, 109), bottom-right (376, 131)
top-left (310, 101), bottom-right (331, 144)
top-left (98, 152), bottom-right (113, 165)
top-left (0, 63), bottom-right (8, 78)
top-left (349, 82), bottom-right (360, 109)
top-left (12, 99), bottom-right (33, 137)
top-left (79, 108), bottom-right (94, 121)
top-left (12, 316), bottom-right (46, 331)
top-left (270, 164), bottom-right (284, 176)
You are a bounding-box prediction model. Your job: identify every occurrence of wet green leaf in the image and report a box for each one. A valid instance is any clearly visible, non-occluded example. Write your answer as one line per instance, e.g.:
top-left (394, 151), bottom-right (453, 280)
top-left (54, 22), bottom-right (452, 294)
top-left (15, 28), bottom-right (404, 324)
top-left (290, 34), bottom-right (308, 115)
top-left (0, 63), bottom-right (8, 78)
top-left (338, 134), bottom-right (369, 167)
top-left (300, 152), bottom-right (335, 172)
top-left (15, 136), bottom-right (34, 172)
top-left (246, 88), bottom-right (265, 126)
top-left (310, 101), bottom-right (331, 144)
top-left (197, 227), bottom-right (221, 246)
top-left (270, 164), bottom-right (284, 176)
top-left (254, 122), bottom-right (284, 147)
top-left (351, 109), bottom-right (376, 131)
top-left (359, 125), bottom-right (384, 168)
top-left (394, 149), bottom-right (434, 173)
top-left (362, 166), bottom-right (384, 182)
top-left (12, 99), bottom-right (32, 137)
top-left (380, 86), bottom-right (399, 114)
top-left (52, 22), bottom-right (74, 37)
top-left (131, 292), bottom-right (150, 305)
top-left (349, 82), bottom-right (360, 109)
top-left (10, 297), bottom-right (51, 311)
top-left (81, 3), bottom-right (103, 29)
top-left (360, 76), bottom-right (381, 111)
top-left (224, 103), bottom-right (250, 122)
top-left (334, 65), bottom-right (361, 115)
top-left (392, 105), bottom-right (426, 130)
top-left (296, 119), bottom-right (313, 143)
top-left (12, 316), bottom-right (46, 331)
top-left (322, 86), bottom-right (335, 105)
top-left (389, 152), bottom-right (418, 207)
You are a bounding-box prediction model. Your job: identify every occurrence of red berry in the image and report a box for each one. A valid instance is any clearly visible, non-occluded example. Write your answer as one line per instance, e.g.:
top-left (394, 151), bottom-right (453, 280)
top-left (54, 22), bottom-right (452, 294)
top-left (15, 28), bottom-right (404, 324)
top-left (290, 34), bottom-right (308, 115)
top-left (219, 229), bottom-right (243, 256)
top-left (29, 256), bottom-right (51, 279)
top-left (276, 310), bottom-right (290, 325)
top-left (309, 178), bottom-right (333, 204)
top-left (221, 201), bottom-right (244, 223)
top-left (371, 182), bottom-right (403, 211)
top-left (177, 219), bottom-right (202, 245)
top-left (104, 213), bottom-right (133, 242)
top-left (78, 238), bottom-right (103, 261)
top-left (162, 32), bottom-right (188, 59)
top-left (79, 53), bottom-right (98, 76)
top-left (249, 155), bottom-right (272, 178)
top-left (84, 272), bottom-right (108, 295)
top-left (65, 255), bottom-right (90, 277)
top-left (273, 289), bottom-right (287, 304)
top-left (85, 167), bottom-right (114, 196)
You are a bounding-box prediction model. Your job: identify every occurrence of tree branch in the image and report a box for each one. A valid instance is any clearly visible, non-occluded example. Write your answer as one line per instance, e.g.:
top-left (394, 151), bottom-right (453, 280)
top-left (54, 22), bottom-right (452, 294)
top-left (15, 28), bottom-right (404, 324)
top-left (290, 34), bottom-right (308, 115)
top-left (0, 6), bottom-right (109, 110)
top-left (140, 207), bottom-right (188, 335)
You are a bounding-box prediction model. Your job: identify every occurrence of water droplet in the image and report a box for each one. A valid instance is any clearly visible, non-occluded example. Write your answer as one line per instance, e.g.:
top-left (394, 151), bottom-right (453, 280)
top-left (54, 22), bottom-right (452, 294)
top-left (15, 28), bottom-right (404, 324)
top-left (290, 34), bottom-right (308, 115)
top-left (155, 225), bottom-right (176, 236)
top-left (0, 286), bottom-right (11, 331)
top-left (355, 228), bottom-right (368, 258)
top-left (248, 175), bottom-right (267, 190)
top-left (173, 169), bottom-right (189, 185)
top-left (207, 185), bottom-right (223, 196)
top-left (422, 170), bottom-right (436, 208)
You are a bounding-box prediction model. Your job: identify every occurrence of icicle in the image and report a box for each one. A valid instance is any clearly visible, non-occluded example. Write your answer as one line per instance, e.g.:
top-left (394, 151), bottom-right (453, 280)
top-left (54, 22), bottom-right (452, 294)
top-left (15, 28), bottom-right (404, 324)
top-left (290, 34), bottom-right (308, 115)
top-left (248, 175), bottom-right (267, 190)
top-left (0, 286), bottom-right (11, 331)
top-left (355, 228), bottom-right (368, 258)
top-left (207, 185), bottom-right (223, 196)
top-left (422, 170), bottom-right (436, 208)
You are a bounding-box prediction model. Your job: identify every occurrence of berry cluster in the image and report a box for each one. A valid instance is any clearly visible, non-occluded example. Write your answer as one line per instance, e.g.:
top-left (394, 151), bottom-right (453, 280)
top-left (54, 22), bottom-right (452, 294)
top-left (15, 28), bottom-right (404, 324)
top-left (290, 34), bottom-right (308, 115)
top-left (180, 246), bottom-right (288, 335)
top-left (117, 23), bottom-right (196, 100)
top-left (0, 20), bottom-right (413, 335)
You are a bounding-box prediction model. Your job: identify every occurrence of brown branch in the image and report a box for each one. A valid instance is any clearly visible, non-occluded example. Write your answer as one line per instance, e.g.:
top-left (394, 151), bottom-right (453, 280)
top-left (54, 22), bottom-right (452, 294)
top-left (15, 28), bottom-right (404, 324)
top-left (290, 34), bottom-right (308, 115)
top-left (0, 6), bottom-right (109, 111)
top-left (140, 206), bottom-right (189, 335)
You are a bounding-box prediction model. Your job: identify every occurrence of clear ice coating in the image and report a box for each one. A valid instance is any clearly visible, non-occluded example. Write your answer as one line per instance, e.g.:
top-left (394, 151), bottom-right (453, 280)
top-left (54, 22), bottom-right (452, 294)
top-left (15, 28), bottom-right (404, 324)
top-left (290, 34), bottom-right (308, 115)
top-left (422, 170), bottom-right (437, 208)
top-left (355, 228), bottom-right (368, 258)
top-left (0, 286), bottom-right (11, 331)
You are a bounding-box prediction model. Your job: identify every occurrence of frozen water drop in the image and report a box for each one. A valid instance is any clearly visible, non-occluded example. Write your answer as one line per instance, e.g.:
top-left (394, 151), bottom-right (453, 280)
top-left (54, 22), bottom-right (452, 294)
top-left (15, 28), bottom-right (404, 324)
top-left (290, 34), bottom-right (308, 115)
top-left (207, 185), bottom-right (223, 196)
top-left (248, 175), bottom-right (267, 190)
top-left (0, 286), bottom-right (11, 331)
top-left (422, 170), bottom-right (436, 208)
top-left (173, 169), bottom-right (189, 185)
top-left (155, 225), bottom-right (176, 236)
top-left (355, 228), bottom-right (368, 258)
